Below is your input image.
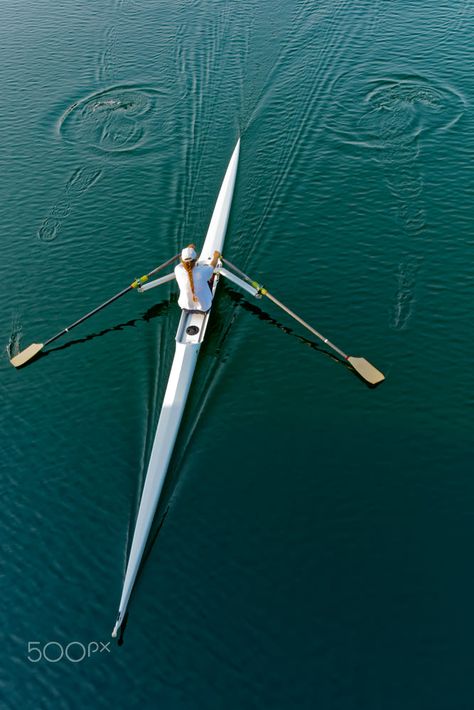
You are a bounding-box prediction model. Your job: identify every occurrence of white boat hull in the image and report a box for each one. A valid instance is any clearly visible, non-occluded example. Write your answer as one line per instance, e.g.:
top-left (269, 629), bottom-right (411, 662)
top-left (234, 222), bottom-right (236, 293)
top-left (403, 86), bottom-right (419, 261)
top-left (112, 139), bottom-right (240, 637)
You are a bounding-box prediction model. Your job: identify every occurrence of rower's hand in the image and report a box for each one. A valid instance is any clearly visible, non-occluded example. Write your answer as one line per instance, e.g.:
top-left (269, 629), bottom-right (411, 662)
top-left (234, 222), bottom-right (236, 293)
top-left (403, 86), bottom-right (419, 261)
top-left (210, 250), bottom-right (221, 268)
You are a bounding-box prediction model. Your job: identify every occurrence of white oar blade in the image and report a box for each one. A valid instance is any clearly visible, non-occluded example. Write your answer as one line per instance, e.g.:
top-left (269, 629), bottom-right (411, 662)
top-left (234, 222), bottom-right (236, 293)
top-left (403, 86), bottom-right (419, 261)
top-left (348, 357), bottom-right (385, 385)
top-left (10, 343), bottom-right (44, 368)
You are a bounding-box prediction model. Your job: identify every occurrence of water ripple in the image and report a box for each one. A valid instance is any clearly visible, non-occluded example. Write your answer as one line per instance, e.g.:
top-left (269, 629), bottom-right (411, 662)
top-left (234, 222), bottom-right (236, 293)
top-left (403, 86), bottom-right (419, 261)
top-left (328, 70), bottom-right (466, 155)
top-left (37, 166), bottom-right (103, 242)
top-left (96, 26), bottom-right (118, 84)
top-left (6, 315), bottom-right (22, 360)
top-left (326, 69), bottom-right (466, 329)
top-left (57, 84), bottom-right (164, 155)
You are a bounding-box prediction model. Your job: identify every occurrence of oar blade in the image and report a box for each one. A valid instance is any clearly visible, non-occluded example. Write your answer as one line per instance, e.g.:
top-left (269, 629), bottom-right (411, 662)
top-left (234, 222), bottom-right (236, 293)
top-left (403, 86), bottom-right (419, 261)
top-left (347, 356), bottom-right (385, 385)
top-left (10, 343), bottom-right (44, 368)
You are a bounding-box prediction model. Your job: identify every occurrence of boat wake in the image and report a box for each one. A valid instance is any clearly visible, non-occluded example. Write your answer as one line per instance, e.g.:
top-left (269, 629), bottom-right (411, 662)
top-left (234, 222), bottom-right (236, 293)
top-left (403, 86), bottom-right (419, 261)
top-left (235, 0), bottom-right (384, 271)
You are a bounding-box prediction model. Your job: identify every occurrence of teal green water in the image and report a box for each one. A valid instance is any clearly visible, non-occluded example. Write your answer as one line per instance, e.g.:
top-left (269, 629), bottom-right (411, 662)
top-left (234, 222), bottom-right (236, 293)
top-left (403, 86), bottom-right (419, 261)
top-left (1, 1), bottom-right (473, 707)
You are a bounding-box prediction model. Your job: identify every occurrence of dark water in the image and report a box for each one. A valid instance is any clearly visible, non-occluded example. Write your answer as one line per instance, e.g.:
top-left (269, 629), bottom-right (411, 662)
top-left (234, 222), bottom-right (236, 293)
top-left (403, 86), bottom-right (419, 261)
top-left (1, 1), bottom-right (473, 707)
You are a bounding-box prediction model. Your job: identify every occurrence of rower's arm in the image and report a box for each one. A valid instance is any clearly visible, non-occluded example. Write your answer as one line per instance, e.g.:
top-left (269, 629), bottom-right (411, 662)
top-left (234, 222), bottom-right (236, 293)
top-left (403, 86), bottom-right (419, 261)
top-left (137, 272), bottom-right (176, 292)
top-left (217, 267), bottom-right (262, 298)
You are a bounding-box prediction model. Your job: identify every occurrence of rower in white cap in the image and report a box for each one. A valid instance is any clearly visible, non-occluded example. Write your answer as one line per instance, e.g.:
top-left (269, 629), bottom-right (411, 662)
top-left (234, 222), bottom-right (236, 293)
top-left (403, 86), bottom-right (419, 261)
top-left (174, 244), bottom-right (221, 311)
top-left (136, 243), bottom-right (221, 311)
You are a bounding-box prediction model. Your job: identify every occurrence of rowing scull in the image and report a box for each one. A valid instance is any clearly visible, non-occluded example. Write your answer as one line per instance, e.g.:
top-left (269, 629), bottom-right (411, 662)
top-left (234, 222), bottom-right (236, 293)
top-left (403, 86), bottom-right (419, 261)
top-left (112, 139), bottom-right (240, 637)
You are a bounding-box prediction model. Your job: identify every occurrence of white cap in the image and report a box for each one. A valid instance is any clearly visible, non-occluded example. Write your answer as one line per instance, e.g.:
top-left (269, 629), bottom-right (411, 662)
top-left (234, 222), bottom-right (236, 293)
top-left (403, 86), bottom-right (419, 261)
top-left (181, 246), bottom-right (197, 262)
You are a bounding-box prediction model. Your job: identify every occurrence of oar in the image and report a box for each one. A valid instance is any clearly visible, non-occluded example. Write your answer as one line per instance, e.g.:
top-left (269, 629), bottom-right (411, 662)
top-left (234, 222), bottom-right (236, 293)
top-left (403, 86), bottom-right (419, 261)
top-left (222, 258), bottom-right (385, 385)
top-left (10, 253), bottom-right (180, 368)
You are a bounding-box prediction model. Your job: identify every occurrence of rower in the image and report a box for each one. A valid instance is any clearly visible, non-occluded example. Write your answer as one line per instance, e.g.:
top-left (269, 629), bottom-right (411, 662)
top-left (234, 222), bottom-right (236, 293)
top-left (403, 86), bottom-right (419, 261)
top-left (139, 244), bottom-right (221, 311)
top-left (175, 244), bottom-right (220, 312)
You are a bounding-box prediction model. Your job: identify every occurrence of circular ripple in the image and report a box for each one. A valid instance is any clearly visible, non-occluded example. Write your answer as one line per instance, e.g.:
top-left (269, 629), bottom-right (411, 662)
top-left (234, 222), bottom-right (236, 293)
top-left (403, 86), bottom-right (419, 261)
top-left (326, 69), bottom-right (466, 151)
top-left (57, 84), bottom-right (163, 155)
top-left (38, 217), bottom-right (61, 242)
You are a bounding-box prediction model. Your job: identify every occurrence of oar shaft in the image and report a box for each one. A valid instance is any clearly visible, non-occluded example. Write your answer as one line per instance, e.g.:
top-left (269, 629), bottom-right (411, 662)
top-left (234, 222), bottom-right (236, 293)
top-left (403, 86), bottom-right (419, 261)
top-left (44, 253), bottom-right (179, 347)
top-left (264, 291), bottom-right (348, 360)
top-left (147, 253), bottom-right (180, 278)
top-left (222, 258), bottom-right (348, 360)
top-left (44, 285), bottom-right (133, 347)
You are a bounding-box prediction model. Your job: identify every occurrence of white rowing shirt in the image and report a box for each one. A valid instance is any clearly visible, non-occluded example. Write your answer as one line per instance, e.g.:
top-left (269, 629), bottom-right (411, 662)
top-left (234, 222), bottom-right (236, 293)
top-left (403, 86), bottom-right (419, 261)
top-left (174, 262), bottom-right (214, 311)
